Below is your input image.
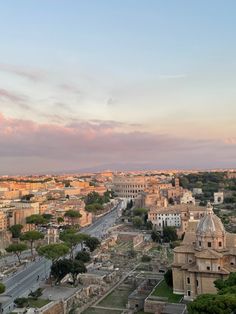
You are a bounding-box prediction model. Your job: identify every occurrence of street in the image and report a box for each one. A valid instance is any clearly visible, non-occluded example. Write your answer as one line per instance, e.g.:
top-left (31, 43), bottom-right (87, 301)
top-left (1, 201), bottom-right (124, 313)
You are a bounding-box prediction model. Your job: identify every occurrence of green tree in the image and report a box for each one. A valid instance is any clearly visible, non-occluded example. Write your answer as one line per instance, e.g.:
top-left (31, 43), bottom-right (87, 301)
top-left (37, 243), bottom-right (69, 262)
top-left (188, 294), bottom-right (236, 314)
top-left (75, 251), bottom-right (91, 263)
top-left (26, 214), bottom-right (46, 225)
top-left (59, 229), bottom-right (88, 258)
top-left (57, 217), bottom-right (64, 224)
top-left (132, 216), bottom-right (143, 228)
top-left (85, 203), bottom-right (103, 213)
top-left (6, 243), bottom-right (27, 264)
top-left (0, 283), bottom-right (5, 294)
top-left (85, 237), bottom-right (100, 252)
top-left (164, 269), bottom-right (173, 287)
top-left (163, 226), bottom-right (178, 242)
top-left (9, 224), bottom-right (23, 238)
top-left (51, 259), bottom-right (72, 284)
top-left (20, 230), bottom-right (44, 258)
top-left (70, 259), bottom-right (87, 285)
top-left (64, 210), bottom-right (81, 226)
top-left (85, 192), bottom-right (103, 205)
top-left (42, 213), bottom-right (53, 222)
top-left (14, 298), bottom-right (28, 308)
top-left (133, 208), bottom-right (148, 217)
top-left (151, 231), bottom-right (161, 242)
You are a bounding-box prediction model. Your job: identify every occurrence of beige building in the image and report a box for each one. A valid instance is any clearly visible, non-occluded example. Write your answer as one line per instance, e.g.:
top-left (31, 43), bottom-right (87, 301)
top-left (172, 203), bottom-right (236, 300)
top-left (112, 175), bottom-right (148, 199)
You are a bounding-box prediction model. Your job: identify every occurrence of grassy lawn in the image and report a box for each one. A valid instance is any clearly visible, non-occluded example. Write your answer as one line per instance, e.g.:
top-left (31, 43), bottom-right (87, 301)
top-left (152, 280), bottom-right (183, 303)
top-left (28, 298), bottom-right (50, 308)
top-left (98, 285), bottom-right (133, 308)
top-left (83, 308), bottom-right (122, 314)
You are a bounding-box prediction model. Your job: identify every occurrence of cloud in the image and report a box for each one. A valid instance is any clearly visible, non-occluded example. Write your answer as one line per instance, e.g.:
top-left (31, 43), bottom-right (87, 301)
top-left (58, 84), bottom-right (81, 94)
top-left (0, 88), bottom-right (27, 103)
top-left (0, 112), bottom-right (235, 173)
top-left (0, 64), bottom-right (44, 82)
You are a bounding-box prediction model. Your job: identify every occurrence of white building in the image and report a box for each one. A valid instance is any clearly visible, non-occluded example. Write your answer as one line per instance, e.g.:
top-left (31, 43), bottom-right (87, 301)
top-left (192, 188), bottom-right (203, 195)
top-left (149, 208), bottom-right (181, 229)
top-left (180, 191), bottom-right (195, 205)
top-left (214, 192), bottom-right (224, 204)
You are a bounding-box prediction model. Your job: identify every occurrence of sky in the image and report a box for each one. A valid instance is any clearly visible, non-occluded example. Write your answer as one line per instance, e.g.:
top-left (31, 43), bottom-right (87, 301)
top-left (0, 0), bottom-right (236, 174)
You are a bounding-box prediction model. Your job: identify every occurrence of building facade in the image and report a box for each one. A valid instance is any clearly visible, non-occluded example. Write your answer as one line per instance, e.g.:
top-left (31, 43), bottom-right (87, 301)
top-left (172, 203), bottom-right (236, 300)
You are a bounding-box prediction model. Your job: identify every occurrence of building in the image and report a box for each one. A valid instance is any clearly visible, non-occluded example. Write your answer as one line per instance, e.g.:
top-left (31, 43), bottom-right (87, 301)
top-left (192, 188), bottom-right (203, 196)
top-left (172, 203), bottom-right (236, 300)
top-left (214, 192), bottom-right (224, 205)
top-left (180, 191), bottom-right (195, 205)
top-left (112, 175), bottom-right (148, 199)
top-left (149, 207), bottom-right (181, 229)
top-left (148, 204), bottom-right (206, 235)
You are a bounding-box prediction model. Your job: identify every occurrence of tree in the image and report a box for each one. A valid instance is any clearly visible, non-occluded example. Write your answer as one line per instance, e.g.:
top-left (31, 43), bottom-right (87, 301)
top-left (37, 243), bottom-right (69, 262)
top-left (0, 283), bottom-right (5, 294)
top-left (75, 251), bottom-right (91, 263)
top-left (133, 208), bottom-right (148, 217)
top-left (42, 213), bottom-right (53, 222)
top-left (188, 272), bottom-right (236, 314)
top-left (188, 294), bottom-right (236, 314)
top-left (14, 298), bottom-right (28, 308)
top-left (20, 230), bottom-right (44, 258)
top-left (9, 224), bottom-right (23, 238)
top-left (85, 237), bottom-right (100, 252)
top-left (85, 203), bottom-right (103, 213)
top-left (26, 214), bottom-right (46, 225)
top-left (132, 216), bottom-right (143, 228)
top-left (6, 243), bottom-right (27, 264)
top-left (163, 226), bottom-right (178, 242)
top-left (151, 231), bottom-right (161, 242)
top-left (64, 210), bottom-right (81, 226)
top-left (85, 191), bottom-right (103, 205)
top-left (51, 259), bottom-right (72, 283)
top-left (57, 217), bottom-right (64, 224)
top-left (59, 229), bottom-right (88, 258)
top-left (70, 259), bottom-right (87, 285)
top-left (164, 269), bottom-right (173, 287)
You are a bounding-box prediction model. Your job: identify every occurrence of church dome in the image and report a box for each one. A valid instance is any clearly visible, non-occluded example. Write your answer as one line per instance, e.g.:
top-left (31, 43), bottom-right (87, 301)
top-left (196, 203), bottom-right (225, 237)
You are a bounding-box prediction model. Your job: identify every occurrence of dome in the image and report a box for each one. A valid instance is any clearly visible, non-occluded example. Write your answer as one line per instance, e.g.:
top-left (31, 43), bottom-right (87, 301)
top-left (196, 203), bottom-right (225, 237)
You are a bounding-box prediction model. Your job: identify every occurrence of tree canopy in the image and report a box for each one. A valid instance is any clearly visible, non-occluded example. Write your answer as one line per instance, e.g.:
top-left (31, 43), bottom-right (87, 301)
top-left (188, 272), bottom-right (236, 314)
top-left (26, 214), bottom-right (47, 225)
top-left (6, 243), bottom-right (27, 264)
top-left (0, 283), bottom-right (5, 294)
top-left (85, 237), bottom-right (100, 252)
top-left (37, 243), bottom-right (69, 261)
top-left (20, 230), bottom-right (44, 257)
top-left (9, 224), bottom-right (23, 238)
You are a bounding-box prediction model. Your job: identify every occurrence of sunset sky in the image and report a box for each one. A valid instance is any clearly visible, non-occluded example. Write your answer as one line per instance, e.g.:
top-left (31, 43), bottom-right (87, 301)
top-left (0, 1), bottom-right (236, 174)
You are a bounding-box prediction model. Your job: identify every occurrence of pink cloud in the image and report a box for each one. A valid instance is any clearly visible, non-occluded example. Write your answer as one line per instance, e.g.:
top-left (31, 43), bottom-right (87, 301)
top-left (0, 112), bottom-right (235, 173)
top-left (0, 64), bottom-right (44, 82)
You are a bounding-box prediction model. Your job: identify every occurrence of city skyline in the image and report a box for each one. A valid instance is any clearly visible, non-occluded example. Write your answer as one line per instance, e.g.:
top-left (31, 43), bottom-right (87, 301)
top-left (0, 1), bottom-right (236, 173)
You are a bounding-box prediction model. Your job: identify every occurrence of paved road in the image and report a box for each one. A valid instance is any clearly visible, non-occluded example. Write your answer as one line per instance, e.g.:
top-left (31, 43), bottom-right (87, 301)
top-left (1, 200), bottom-right (124, 313)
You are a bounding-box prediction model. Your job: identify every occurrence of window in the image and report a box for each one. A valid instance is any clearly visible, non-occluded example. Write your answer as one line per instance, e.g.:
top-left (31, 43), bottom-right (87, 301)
top-left (208, 242), bottom-right (211, 248)
top-left (199, 241), bottom-right (201, 247)
top-left (207, 266), bottom-right (210, 270)
top-left (187, 290), bottom-right (191, 296)
top-left (219, 241), bottom-right (222, 247)
top-left (196, 280), bottom-right (199, 287)
top-left (187, 277), bottom-right (190, 284)
top-left (189, 259), bottom-right (192, 263)
top-left (218, 266), bottom-right (221, 270)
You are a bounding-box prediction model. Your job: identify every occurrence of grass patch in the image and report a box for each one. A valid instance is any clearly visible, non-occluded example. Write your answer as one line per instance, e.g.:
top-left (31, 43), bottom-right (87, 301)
top-left (28, 298), bottom-right (50, 308)
top-left (152, 280), bottom-right (183, 303)
top-left (98, 285), bottom-right (133, 308)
